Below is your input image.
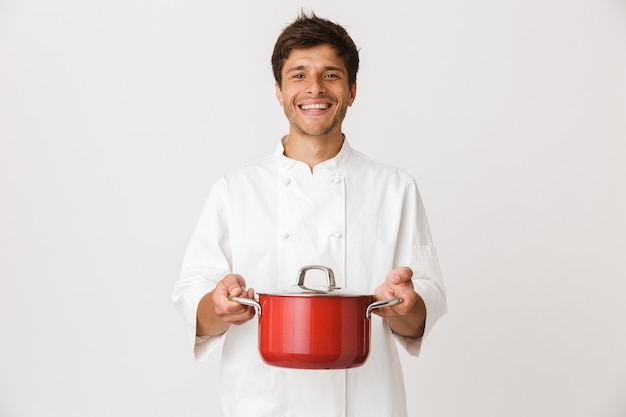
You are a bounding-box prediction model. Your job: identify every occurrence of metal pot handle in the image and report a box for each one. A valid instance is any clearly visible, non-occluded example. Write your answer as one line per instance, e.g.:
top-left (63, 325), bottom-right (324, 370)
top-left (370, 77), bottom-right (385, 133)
top-left (297, 265), bottom-right (336, 291)
top-left (228, 295), bottom-right (262, 317)
top-left (366, 297), bottom-right (403, 319)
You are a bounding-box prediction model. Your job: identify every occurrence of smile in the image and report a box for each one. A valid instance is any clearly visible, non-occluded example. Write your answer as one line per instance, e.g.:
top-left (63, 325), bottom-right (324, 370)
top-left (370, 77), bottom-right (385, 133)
top-left (299, 103), bottom-right (330, 110)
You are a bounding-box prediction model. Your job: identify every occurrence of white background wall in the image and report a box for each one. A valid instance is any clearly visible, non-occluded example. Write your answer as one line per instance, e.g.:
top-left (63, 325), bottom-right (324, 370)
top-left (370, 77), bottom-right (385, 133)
top-left (1, 0), bottom-right (625, 416)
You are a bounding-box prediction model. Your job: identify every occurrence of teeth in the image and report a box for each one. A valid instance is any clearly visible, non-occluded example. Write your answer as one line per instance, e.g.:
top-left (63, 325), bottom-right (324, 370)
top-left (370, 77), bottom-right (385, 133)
top-left (300, 103), bottom-right (329, 110)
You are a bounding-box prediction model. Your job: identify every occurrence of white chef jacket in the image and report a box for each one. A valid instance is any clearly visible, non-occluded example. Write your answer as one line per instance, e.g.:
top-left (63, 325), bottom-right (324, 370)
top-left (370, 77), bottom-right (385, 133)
top-left (173, 138), bottom-right (446, 417)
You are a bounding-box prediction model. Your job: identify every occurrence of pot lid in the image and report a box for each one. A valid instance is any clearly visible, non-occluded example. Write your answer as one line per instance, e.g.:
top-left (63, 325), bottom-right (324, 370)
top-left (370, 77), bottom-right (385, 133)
top-left (261, 265), bottom-right (367, 297)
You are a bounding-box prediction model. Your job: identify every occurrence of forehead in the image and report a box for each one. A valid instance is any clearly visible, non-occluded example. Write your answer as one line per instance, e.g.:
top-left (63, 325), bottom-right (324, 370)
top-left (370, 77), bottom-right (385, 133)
top-left (283, 44), bottom-right (345, 70)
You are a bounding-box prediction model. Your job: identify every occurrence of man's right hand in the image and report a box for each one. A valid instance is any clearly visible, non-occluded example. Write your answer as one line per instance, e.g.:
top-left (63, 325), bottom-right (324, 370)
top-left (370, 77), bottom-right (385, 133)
top-left (196, 274), bottom-right (256, 337)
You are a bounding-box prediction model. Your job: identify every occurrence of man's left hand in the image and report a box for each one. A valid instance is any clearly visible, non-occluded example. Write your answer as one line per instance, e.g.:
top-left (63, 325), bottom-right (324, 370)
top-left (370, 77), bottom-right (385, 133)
top-left (373, 267), bottom-right (426, 338)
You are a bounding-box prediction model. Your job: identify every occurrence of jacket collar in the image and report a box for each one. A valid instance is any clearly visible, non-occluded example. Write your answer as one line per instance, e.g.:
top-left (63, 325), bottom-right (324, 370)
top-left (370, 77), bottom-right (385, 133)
top-left (275, 135), bottom-right (351, 175)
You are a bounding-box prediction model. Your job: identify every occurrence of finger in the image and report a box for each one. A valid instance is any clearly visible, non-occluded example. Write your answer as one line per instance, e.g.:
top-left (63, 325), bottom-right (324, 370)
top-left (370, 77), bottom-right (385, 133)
top-left (222, 274), bottom-right (248, 296)
top-left (227, 310), bottom-right (255, 325)
top-left (223, 298), bottom-right (253, 317)
top-left (382, 289), bottom-right (395, 300)
top-left (226, 300), bottom-right (257, 324)
top-left (230, 286), bottom-right (255, 300)
top-left (232, 312), bottom-right (256, 326)
top-left (228, 286), bottom-right (245, 297)
top-left (371, 305), bottom-right (401, 318)
top-left (389, 267), bottom-right (413, 285)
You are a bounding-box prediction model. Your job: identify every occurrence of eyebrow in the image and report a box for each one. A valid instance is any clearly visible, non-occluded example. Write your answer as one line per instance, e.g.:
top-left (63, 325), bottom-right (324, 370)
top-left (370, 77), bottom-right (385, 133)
top-left (286, 65), bottom-right (345, 73)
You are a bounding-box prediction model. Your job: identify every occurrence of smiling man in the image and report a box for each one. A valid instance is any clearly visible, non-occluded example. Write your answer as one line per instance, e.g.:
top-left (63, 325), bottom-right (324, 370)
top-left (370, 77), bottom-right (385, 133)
top-left (277, 44), bottom-right (356, 150)
top-left (173, 12), bottom-right (447, 417)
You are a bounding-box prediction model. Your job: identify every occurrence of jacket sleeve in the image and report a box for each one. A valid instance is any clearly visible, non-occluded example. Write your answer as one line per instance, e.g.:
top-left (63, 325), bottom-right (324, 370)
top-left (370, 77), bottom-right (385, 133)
top-left (393, 179), bottom-right (447, 356)
top-left (172, 178), bottom-right (232, 360)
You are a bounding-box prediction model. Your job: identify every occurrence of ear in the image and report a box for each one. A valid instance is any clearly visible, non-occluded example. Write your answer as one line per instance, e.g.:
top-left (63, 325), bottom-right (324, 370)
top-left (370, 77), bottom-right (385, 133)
top-left (275, 82), bottom-right (284, 107)
top-left (348, 82), bottom-right (357, 106)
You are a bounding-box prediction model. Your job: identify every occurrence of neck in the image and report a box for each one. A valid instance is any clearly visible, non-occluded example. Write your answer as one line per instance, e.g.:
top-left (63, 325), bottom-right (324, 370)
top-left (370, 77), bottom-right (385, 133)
top-left (283, 132), bottom-right (344, 170)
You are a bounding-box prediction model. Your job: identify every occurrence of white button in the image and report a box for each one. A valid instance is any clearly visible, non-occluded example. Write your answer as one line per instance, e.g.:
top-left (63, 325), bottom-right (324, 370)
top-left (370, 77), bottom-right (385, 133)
top-left (330, 176), bottom-right (342, 184)
top-left (282, 232), bottom-right (290, 240)
top-left (331, 232), bottom-right (343, 239)
top-left (283, 178), bottom-right (291, 185)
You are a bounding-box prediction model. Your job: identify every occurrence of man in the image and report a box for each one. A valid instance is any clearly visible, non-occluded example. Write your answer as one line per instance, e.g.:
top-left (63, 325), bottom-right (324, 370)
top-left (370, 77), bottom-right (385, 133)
top-left (173, 12), bottom-right (446, 417)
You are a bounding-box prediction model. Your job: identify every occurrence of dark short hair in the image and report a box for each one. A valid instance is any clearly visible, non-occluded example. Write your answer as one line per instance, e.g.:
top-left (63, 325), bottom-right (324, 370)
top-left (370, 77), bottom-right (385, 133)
top-left (271, 12), bottom-right (360, 87)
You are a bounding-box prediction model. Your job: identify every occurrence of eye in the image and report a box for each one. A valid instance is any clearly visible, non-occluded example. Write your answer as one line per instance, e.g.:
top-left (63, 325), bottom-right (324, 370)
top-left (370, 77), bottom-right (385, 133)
top-left (324, 73), bottom-right (340, 79)
top-left (292, 73), bottom-right (305, 79)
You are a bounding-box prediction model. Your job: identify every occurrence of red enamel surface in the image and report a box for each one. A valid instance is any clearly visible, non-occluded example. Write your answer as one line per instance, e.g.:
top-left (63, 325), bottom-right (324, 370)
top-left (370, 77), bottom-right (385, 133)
top-left (256, 294), bottom-right (373, 369)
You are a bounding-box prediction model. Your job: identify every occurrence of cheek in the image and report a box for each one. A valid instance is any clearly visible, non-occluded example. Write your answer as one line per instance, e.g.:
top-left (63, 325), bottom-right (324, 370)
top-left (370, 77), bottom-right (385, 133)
top-left (275, 85), bottom-right (286, 107)
top-left (278, 90), bottom-right (296, 108)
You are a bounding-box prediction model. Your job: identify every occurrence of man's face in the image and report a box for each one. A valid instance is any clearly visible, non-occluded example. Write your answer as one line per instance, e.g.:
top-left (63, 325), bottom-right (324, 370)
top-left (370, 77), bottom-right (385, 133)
top-left (276, 44), bottom-right (356, 139)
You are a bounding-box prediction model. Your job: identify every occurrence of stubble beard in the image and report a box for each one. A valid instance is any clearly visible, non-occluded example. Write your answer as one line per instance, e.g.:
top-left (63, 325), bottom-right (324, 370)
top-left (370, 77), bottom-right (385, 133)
top-left (284, 104), bottom-right (347, 139)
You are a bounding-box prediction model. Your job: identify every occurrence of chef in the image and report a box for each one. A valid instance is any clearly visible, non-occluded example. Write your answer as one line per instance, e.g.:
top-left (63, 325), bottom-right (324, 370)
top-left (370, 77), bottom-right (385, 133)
top-left (172, 12), bottom-right (447, 417)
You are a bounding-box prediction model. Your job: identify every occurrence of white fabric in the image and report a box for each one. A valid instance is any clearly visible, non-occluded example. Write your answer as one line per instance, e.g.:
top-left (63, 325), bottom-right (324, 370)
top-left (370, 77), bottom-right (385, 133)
top-left (173, 138), bottom-right (447, 417)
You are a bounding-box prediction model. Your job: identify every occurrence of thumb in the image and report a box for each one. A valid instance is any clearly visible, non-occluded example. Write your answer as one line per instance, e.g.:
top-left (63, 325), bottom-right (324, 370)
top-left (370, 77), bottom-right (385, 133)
top-left (389, 267), bottom-right (413, 285)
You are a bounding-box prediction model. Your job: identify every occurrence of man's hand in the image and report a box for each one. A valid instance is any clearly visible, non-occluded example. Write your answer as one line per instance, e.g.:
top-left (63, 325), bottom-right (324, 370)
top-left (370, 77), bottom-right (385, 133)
top-left (196, 274), bottom-right (256, 337)
top-left (373, 267), bottom-right (427, 338)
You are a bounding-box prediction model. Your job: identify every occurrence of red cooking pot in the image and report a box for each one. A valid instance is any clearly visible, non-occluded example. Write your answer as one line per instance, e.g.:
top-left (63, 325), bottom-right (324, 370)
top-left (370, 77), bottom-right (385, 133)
top-left (229, 265), bottom-right (402, 370)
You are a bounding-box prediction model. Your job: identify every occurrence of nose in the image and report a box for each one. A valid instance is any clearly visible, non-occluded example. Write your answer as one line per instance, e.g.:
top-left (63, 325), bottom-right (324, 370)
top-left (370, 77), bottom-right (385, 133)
top-left (307, 75), bottom-right (326, 95)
